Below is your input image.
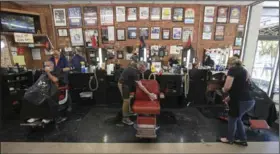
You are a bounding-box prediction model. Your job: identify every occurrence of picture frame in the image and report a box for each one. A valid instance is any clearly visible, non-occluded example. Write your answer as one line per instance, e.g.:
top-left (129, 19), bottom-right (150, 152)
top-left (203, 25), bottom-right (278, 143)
top-left (184, 8), bottom-right (195, 24)
top-left (68, 7), bottom-right (82, 27)
top-left (139, 27), bottom-right (149, 39)
top-left (202, 24), bottom-right (212, 40)
top-left (151, 27), bottom-right (160, 40)
top-left (233, 49), bottom-right (241, 55)
top-left (57, 29), bottom-right (68, 37)
top-left (217, 6), bottom-right (228, 23)
top-left (234, 37), bottom-right (242, 46)
top-left (204, 6), bottom-right (215, 23)
top-left (139, 7), bottom-right (149, 20)
top-left (182, 27), bottom-right (193, 42)
top-left (173, 8), bottom-right (184, 22)
top-left (162, 28), bottom-right (170, 40)
top-left (214, 25), bottom-right (225, 40)
top-left (116, 6), bottom-right (126, 22)
top-left (172, 27), bottom-right (182, 40)
top-left (100, 7), bottom-right (114, 25)
top-left (236, 24), bottom-right (245, 37)
top-left (127, 27), bottom-right (137, 39)
top-left (69, 28), bottom-right (84, 46)
top-left (83, 7), bottom-right (98, 26)
top-left (229, 6), bottom-right (241, 23)
top-left (150, 7), bottom-right (161, 21)
top-left (84, 29), bottom-right (98, 47)
top-left (127, 7), bottom-right (137, 21)
top-left (162, 7), bottom-right (172, 20)
top-left (101, 27), bottom-right (109, 44)
top-left (53, 8), bottom-right (67, 26)
top-left (116, 29), bottom-right (126, 41)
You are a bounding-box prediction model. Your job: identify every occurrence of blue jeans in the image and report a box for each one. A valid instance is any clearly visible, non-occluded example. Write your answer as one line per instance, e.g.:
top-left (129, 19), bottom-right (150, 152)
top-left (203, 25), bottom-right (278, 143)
top-left (227, 100), bottom-right (255, 142)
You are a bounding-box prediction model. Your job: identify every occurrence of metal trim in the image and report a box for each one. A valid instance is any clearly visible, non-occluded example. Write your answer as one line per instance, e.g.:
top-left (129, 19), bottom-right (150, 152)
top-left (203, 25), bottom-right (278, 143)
top-left (241, 5), bottom-right (252, 61)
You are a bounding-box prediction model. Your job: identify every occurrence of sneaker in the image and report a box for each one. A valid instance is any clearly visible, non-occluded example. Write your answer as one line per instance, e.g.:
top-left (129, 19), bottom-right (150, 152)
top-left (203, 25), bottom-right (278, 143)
top-left (55, 117), bottom-right (67, 124)
top-left (27, 118), bottom-right (39, 123)
top-left (127, 112), bottom-right (137, 116)
top-left (42, 119), bottom-right (51, 124)
top-left (122, 118), bottom-right (134, 125)
top-left (234, 140), bottom-right (248, 146)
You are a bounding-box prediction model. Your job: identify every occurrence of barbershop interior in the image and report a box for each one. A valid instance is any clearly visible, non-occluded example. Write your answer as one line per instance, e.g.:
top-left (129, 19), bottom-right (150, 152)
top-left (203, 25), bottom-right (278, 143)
top-left (0, 0), bottom-right (279, 153)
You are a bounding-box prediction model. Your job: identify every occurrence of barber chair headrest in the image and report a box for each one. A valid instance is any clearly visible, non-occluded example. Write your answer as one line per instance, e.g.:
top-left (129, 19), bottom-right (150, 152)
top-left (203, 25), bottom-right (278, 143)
top-left (136, 80), bottom-right (160, 101)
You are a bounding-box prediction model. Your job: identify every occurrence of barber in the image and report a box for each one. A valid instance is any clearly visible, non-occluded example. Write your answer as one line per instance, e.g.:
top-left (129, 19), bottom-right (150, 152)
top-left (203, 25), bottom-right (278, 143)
top-left (118, 61), bottom-right (156, 125)
top-left (168, 55), bottom-right (179, 67)
top-left (71, 50), bottom-right (86, 72)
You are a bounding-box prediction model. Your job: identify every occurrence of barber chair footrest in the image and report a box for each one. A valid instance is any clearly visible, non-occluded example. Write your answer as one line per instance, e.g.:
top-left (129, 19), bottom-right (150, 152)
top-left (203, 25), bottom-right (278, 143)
top-left (249, 120), bottom-right (270, 129)
top-left (134, 125), bottom-right (157, 138)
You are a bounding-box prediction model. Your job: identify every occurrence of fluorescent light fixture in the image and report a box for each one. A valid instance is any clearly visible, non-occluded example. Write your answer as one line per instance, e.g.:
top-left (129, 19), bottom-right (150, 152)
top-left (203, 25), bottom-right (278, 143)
top-left (98, 48), bottom-right (103, 67)
top-left (1, 40), bottom-right (5, 49)
top-left (143, 48), bottom-right (147, 62)
top-left (186, 49), bottom-right (191, 67)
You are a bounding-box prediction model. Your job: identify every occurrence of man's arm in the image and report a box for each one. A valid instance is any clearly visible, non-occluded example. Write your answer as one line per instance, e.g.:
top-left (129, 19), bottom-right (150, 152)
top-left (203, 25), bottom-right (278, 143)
top-left (135, 81), bottom-right (151, 95)
top-left (46, 71), bottom-right (58, 83)
top-left (62, 57), bottom-right (71, 72)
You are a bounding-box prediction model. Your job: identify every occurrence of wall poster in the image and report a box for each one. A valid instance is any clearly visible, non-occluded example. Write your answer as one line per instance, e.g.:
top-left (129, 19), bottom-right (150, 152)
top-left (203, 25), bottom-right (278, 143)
top-left (162, 7), bottom-right (171, 20)
top-left (184, 8), bottom-right (195, 24)
top-left (229, 6), bottom-right (241, 23)
top-left (127, 7), bottom-right (137, 21)
top-left (162, 28), bottom-right (170, 40)
top-left (172, 27), bottom-right (182, 40)
top-left (100, 7), bottom-right (114, 25)
top-left (173, 8), bottom-right (184, 22)
top-left (69, 28), bottom-right (84, 46)
top-left (58, 29), bottom-right (68, 37)
top-left (117, 29), bottom-right (126, 41)
top-left (182, 27), bottom-right (193, 42)
top-left (202, 24), bottom-right (212, 40)
top-left (53, 8), bottom-right (67, 26)
top-left (83, 7), bottom-right (98, 26)
top-left (150, 7), bottom-right (161, 21)
top-left (101, 27), bottom-right (109, 43)
top-left (204, 6), bottom-right (215, 23)
top-left (116, 6), bottom-right (126, 22)
top-left (68, 7), bottom-right (82, 26)
top-left (84, 29), bottom-right (98, 47)
top-left (235, 37), bottom-right (242, 46)
top-left (236, 24), bottom-right (245, 37)
top-left (127, 27), bottom-right (137, 39)
top-left (151, 27), bottom-right (160, 40)
top-left (214, 25), bottom-right (225, 40)
top-left (139, 28), bottom-right (149, 39)
top-left (217, 7), bottom-right (228, 23)
top-left (139, 7), bottom-right (149, 20)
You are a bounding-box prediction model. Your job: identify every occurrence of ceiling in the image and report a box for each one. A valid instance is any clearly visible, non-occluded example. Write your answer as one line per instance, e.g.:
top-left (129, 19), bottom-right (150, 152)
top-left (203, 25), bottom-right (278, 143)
top-left (13, 0), bottom-right (255, 5)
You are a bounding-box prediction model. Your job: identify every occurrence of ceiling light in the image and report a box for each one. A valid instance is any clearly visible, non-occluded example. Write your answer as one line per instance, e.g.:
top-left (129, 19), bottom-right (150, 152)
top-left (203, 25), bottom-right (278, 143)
top-left (1, 40), bottom-right (5, 49)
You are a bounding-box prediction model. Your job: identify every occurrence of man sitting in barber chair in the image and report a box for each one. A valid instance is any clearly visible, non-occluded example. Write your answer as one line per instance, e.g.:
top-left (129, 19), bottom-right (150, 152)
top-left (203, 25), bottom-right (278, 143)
top-left (118, 61), bottom-right (157, 125)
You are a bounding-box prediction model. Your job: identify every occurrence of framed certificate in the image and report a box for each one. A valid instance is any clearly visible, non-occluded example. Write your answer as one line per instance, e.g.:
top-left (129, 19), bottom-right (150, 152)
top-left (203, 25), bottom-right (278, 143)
top-left (116, 6), bottom-right (126, 22)
top-left (100, 7), bottom-right (114, 25)
top-left (116, 29), bottom-right (126, 41)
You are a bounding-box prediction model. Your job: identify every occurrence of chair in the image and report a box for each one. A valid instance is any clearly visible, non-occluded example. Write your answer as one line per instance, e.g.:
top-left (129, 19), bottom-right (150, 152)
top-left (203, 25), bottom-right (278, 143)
top-left (132, 79), bottom-right (163, 138)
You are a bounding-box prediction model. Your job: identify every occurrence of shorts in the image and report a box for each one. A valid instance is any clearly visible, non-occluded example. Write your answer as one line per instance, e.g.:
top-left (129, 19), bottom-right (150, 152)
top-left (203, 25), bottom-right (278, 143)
top-left (122, 85), bottom-right (130, 99)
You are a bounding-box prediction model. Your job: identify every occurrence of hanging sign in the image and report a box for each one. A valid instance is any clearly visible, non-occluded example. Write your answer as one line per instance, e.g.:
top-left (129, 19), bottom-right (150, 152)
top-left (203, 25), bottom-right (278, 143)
top-left (14, 33), bottom-right (34, 43)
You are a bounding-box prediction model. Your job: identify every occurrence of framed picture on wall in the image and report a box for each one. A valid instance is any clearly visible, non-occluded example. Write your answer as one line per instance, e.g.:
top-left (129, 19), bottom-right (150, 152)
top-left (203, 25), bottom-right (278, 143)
top-left (217, 7), bottom-right (228, 23)
top-left (235, 37), bottom-right (242, 46)
top-left (100, 7), bottom-right (114, 25)
top-left (53, 8), bottom-right (67, 26)
top-left (214, 25), bottom-right (225, 40)
top-left (127, 27), bottom-right (137, 39)
top-left (101, 27), bottom-right (109, 43)
top-left (116, 6), bottom-right (126, 22)
top-left (172, 27), bottom-right (182, 40)
top-left (68, 7), bottom-right (82, 27)
top-left (173, 8), bottom-right (184, 22)
top-left (202, 24), bottom-right (212, 40)
top-left (162, 7), bottom-right (172, 20)
top-left (162, 28), bottom-right (170, 40)
top-left (229, 6), bottom-right (241, 23)
top-left (69, 28), bottom-right (84, 46)
top-left (139, 7), bottom-right (149, 20)
top-left (84, 29), bottom-right (98, 47)
top-left (236, 24), bottom-right (245, 37)
top-left (83, 7), bottom-right (98, 26)
top-left (182, 27), bottom-right (193, 42)
top-left (57, 29), bottom-right (68, 37)
top-left (139, 27), bottom-right (149, 39)
top-left (151, 27), bottom-right (160, 40)
top-left (184, 8), bottom-right (195, 24)
top-left (150, 7), bottom-right (161, 21)
top-left (204, 6), bottom-right (215, 23)
top-left (127, 7), bottom-right (137, 21)
top-left (116, 29), bottom-right (126, 41)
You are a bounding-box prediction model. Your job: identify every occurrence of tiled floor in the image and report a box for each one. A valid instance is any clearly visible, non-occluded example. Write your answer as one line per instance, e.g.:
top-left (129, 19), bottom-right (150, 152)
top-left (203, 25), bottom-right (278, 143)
top-left (1, 142), bottom-right (279, 153)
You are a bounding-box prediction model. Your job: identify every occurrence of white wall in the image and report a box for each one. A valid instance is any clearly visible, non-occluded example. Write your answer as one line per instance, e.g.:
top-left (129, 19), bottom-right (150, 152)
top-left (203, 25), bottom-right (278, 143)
top-left (243, 3), bottom-right (263, 74)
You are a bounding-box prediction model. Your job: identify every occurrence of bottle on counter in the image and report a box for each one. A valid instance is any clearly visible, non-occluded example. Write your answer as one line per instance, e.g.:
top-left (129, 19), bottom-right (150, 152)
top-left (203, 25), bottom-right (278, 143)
top-left (81, 61), bottom-right (85, 73)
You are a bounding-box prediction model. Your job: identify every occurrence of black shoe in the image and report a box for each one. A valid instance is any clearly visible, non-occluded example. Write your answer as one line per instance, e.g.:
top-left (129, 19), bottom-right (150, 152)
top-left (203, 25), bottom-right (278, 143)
top-left (67, 106), bottom-right (72, 112)
top-left (234, 140), bottom-right (248, 146)
top-left (56, 117), bottom-right (67, 124)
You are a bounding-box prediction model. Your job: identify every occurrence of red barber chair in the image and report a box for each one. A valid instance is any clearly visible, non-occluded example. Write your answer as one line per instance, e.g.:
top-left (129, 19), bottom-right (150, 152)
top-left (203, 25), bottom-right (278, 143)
top-left (131, 79), bottom-right (164, 138)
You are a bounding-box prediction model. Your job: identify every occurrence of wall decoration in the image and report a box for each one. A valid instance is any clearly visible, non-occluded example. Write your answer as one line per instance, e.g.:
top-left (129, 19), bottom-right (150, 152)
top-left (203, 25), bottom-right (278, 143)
top-left (235, 37), bottom-right (242, 46)
top-left (68, 7), bottom-right (82, 26)
top-left (233, 49), bottom-right (241, 55)
top-left (204, 6), bottom-right (215, 23)
top-left (139, 28), bottom-right (149, 39)
top-left (162, 7), bottom-right (171, 20)
top-left (139, 7), bottom-right (149, 20)
top-left (151, 27), bottom-right (160, 40)
top-left (162, 28), bottom-right (170, 40)
top-left (84, 29), bottom-right (98, 47)
top-left (214, 25), bottom-right (225, 40)
top-left (173, 8), bottom-right (184, 22)
top-left (236, 24), bottom-right (245, 37)
top-left (101, 27), bottom-right (109, 43)
top-left (117, 29), bottom-right (126, 41)
top-left (229, 6), bottom-right (241, 23)
top-left (127, 27), bottom-right (137, 39)
top-left (217, 7), bottom-right (228, 23)
top-left (100, 7), bottom-right (114, 25)
top-left (116, 6), bottom-right (126, 22)
top-left (182, 27), bottom-right (193, 42)
top-left (150, 7), bottom-right (161, 21)
top-left (127, 7), bottom-right (137, 21)
top-left (108, 26), bottom-right (115, 41)
top-left (202, 24), bottom-right (212, 40)
top-left (53, 8), bottom-right (66, 26)
top-left (58, 29), bottom-right (68, 37)
top-left (83, 7), bottom-right (98, 26)
top-left (184, 8), bottom-right (195, 24)
top-left (172, 27), bottom-right (182, 40)
top-left (69, 28), bottom-right (84, 46)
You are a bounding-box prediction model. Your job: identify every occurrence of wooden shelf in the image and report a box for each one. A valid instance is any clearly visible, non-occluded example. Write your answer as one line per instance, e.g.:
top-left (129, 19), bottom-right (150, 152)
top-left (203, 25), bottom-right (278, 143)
top-left (1, 32), bottom-right (46, 37)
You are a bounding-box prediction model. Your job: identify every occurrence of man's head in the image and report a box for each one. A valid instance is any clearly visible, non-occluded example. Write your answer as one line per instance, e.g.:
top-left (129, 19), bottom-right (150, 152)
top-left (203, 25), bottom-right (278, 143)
top-left (52, 49), bottom-right (61, 58)
top-left (44, 61), bottom-right (54, 72)
top-left (136, 61), bottom-right (147, 73)
top-left (228, 56), bottom-right (242, 68)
